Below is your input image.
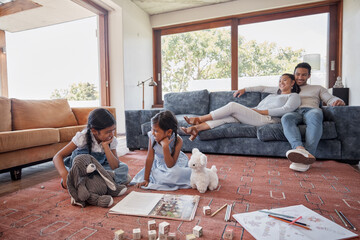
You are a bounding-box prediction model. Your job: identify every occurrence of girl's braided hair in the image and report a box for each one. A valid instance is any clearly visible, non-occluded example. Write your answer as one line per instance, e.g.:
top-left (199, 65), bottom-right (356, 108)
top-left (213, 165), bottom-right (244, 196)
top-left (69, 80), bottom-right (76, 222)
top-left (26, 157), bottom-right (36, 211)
top-left (86, 108), bottom-right (116, 154)
top-left (151, 110), bottom-right (178, 156)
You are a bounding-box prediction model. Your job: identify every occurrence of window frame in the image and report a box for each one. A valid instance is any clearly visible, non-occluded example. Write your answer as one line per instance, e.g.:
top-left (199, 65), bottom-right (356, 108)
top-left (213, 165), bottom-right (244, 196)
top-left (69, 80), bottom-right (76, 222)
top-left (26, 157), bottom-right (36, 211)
top-left (152, 0), bottom-right (342, 107)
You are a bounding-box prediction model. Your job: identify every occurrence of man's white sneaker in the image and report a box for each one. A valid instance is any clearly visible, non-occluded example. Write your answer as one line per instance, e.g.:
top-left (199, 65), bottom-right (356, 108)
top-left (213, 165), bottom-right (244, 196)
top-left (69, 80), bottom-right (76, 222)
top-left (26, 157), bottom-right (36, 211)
top-left (286, 149), bottom-right (316, 164)
top-left (289, 162), bottom-right (311, 172)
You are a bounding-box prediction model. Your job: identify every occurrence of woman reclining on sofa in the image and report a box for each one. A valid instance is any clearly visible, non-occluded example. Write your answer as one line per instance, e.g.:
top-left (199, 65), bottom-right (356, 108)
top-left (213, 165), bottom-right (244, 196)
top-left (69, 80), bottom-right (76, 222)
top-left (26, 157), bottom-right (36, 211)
top-left (181, 73), bottom-right (301, 141)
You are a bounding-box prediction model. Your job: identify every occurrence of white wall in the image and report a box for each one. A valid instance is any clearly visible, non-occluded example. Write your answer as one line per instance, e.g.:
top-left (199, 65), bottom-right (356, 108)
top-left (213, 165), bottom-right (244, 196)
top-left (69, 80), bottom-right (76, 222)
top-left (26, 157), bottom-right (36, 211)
top-left (121, 1), bottom-right (153, 111)
top-left (342, 0), bottom-right (360, 106)
top-left (106, 2), bottom-right (125, 134)
top-left (106, 0), bottom-right (153, 133)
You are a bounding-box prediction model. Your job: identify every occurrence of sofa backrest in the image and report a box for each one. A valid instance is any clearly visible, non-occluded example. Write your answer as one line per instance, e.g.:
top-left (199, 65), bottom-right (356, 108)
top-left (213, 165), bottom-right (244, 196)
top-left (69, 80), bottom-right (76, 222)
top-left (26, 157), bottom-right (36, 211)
top-left (0, 97), bottom-right (12, 132)
top-left (209, 91), bottom-right (264, 112)
top-left (11, 98), bottom-right (78, 130)
top-left (164, 89), bottom-right (209, 115)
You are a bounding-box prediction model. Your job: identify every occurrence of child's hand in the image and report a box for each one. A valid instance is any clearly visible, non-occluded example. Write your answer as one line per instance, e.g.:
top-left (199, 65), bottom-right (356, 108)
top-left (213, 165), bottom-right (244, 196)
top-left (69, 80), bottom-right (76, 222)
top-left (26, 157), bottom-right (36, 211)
top-left (101, 136), bottom-right (114, 147)
top-left (159, 137), bottom-right (174, 147)
top-left (61, 175), bottom-right (67, 189)
top-left (136, 180), bottom-right (149, 188)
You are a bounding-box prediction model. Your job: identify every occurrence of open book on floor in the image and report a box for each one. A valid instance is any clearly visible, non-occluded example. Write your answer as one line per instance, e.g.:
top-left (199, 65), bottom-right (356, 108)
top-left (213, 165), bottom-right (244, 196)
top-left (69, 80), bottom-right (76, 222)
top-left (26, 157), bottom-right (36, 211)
top-left (109, 191), bottom-right (200, 221)
top-left (233, 204), bottom-right (358, 240)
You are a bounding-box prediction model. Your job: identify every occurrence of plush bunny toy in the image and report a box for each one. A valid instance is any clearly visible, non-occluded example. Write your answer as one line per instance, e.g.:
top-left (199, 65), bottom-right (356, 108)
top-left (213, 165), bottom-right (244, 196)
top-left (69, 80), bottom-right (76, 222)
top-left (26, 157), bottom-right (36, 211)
top-left (67, 154), bottom-right (127, 208)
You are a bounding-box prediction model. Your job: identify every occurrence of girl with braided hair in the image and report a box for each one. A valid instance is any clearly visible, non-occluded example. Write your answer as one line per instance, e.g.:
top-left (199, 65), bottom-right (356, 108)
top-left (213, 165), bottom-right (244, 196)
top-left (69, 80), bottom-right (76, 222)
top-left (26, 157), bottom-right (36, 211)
top-left (53, 108), bottom-right (130, 189)
top-left (130, 110), bottom-right (191, 190)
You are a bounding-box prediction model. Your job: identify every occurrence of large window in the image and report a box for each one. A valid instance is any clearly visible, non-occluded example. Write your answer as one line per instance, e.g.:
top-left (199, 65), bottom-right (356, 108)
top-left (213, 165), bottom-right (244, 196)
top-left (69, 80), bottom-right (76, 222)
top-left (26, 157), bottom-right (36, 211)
top-left (153, 2), bottom-right (341, 106)
top-left (6, 17), bottom-right (100, 107)
top-left (0, 0), bottom-right (110, 106)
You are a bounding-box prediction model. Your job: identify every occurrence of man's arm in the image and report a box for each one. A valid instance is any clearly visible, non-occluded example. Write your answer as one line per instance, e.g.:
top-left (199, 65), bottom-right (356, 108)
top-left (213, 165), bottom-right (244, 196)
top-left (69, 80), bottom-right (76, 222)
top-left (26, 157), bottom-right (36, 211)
top-left (319, 87), bottom-right (345, 106)
top-left (234, 86), bottom-right (278, 98)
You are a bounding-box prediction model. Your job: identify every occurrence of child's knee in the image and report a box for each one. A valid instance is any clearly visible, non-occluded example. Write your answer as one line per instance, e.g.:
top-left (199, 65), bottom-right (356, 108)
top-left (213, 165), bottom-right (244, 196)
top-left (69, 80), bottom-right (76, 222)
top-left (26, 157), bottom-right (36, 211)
top-left (118, 163), bottom-right (129, 173)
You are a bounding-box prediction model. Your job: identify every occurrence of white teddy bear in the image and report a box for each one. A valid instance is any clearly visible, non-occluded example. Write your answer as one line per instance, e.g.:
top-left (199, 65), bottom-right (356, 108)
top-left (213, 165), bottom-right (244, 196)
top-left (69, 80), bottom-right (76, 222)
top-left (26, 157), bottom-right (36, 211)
top-left (189, 148), bottom-right (219, 193)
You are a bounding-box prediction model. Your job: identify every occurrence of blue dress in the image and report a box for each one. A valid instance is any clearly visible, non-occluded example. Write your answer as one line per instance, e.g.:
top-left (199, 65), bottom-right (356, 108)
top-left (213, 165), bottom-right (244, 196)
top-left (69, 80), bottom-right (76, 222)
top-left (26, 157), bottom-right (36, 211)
top-left (130, 132), bottom-right (191, 191)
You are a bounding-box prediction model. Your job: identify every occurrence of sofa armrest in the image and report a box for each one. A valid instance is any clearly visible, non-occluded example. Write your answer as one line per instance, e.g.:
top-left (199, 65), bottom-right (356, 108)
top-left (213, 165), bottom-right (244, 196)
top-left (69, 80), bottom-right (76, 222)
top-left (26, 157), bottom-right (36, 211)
top-left (72, 107), bottom-right (116, 125)
top-left (323, 106), bottom-right (360, 160)
top-left (125, 109), bottom-right (162, 149)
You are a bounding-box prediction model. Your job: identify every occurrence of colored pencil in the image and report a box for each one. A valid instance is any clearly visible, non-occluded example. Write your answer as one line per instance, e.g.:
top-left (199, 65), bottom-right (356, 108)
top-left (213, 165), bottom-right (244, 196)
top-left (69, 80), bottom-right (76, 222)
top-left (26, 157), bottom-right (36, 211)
top-left (268, 215), bottom-right (311, 230)
top-left (211, 204), bottom-right (227, 217)
top-left (224, 204), bottom-right (232, 222)
top-left (268, 215), bottom-right (308, 226)
top-left (289, 216), bottom-right (302, 225)
top-left (259, 210), bottom-right (295, 219)
top-left (335, 209), bottom-right (348, 227)
top-left (339, 211), bottom-right (356, 230)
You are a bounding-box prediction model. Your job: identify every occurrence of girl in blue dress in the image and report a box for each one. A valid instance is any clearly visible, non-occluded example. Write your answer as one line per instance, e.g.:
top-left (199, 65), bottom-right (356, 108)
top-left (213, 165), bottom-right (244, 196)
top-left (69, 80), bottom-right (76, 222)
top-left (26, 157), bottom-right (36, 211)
top-left (130, 110), bottom-right (191, 191)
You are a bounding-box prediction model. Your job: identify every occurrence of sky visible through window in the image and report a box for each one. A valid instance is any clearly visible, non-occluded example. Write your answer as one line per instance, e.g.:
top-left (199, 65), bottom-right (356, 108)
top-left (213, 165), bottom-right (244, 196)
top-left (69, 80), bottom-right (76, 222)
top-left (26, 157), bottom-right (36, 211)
top-left (6, 16), bottom-right (99, 105)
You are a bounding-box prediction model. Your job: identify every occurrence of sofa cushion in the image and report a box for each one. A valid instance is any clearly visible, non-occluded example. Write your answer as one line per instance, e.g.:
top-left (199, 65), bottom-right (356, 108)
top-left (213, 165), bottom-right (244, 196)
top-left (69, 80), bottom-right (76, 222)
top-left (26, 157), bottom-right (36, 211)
top-left (11, 98), bottom-right (78, 130)
top-left (257, 121), bottom-right (338, 142)
top-left (164, 89), bottom-right (209, 115)
top-left (0, 97), bottom-right (11, 132)
top-left (209, 91), bottom-right (262, 112)
top-left (58, 125), bottom-right (86, 142)
top-left (198, 123), bottom-right (257, 140)
top-left (0, 128), bottom-right (59, 153)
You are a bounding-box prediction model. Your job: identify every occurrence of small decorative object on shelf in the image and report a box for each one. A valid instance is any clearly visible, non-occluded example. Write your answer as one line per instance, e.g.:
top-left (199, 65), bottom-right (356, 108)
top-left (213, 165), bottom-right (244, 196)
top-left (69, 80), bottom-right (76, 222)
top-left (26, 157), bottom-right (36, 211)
top-left (334, 76), bottom-right (344, 88)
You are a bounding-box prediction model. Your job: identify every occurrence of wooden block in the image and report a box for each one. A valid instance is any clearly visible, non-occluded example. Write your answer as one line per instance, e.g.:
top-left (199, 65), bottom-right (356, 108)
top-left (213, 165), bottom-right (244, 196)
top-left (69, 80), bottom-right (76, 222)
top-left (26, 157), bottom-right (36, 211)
top-left (148, 219), bottom-right (157, 231)
top-left (159, 233), bottom-right (167, 240)
top-left (114, 229), bottom-right (124, 240)
top-left (203, 206), bottom-right (211, 215)
top-left (133, 228), bottom-right (141, 239)
top-left (148, 230), bottom-right (157, 240)
top-left (186, 233), bottom-right (196, 240)
top-left (193, 225), bottom-right (203, 237)
top-left (167, 232), bottom-right (176, 240)
top-left (224, 228), bottom-right (234, 239)
top-left (159, 221), bottom-right (170, 234)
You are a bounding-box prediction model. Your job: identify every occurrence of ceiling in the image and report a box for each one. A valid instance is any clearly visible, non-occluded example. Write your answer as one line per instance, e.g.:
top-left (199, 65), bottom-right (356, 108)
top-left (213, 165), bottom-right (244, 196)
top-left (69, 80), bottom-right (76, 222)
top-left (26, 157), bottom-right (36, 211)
top-left (131, 0), bottom-right (235, 16)
top-left (0, 0), bottom-right (235, 33)
top-left (0, 0), bottom-right (95, 33)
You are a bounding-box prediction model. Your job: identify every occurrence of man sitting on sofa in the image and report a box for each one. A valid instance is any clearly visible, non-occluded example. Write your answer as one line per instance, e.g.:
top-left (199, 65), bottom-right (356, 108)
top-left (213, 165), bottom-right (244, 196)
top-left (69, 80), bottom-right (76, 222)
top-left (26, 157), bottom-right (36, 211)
top-left (234, 62), bottom-right (345, 172)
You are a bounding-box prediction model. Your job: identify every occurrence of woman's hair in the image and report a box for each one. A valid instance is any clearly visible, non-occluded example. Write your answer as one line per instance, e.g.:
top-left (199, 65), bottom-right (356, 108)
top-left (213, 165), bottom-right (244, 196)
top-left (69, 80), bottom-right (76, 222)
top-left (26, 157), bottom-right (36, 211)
top-left (151, 110), bottom-right (178, 156)
top-left (277, 73), bottom-right (301, 94)
top-left (86, 108), bottom-right (116, 154)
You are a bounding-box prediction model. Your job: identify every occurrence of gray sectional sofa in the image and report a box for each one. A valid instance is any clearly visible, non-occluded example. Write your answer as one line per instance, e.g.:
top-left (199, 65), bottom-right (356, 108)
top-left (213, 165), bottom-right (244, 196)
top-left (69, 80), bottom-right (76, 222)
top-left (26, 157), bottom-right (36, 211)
top-left (125, 90), bottom-right (360, 164)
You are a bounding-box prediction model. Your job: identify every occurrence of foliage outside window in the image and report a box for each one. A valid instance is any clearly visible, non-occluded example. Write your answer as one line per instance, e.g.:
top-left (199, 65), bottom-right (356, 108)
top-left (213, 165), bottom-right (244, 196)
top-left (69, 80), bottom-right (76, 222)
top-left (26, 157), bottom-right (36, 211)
top-left (161, 27), bottom-right (304, 94)
top-left (161, 27), bottom-right (231, 94)
top-left (51, 82), bottom-right (99, 101)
